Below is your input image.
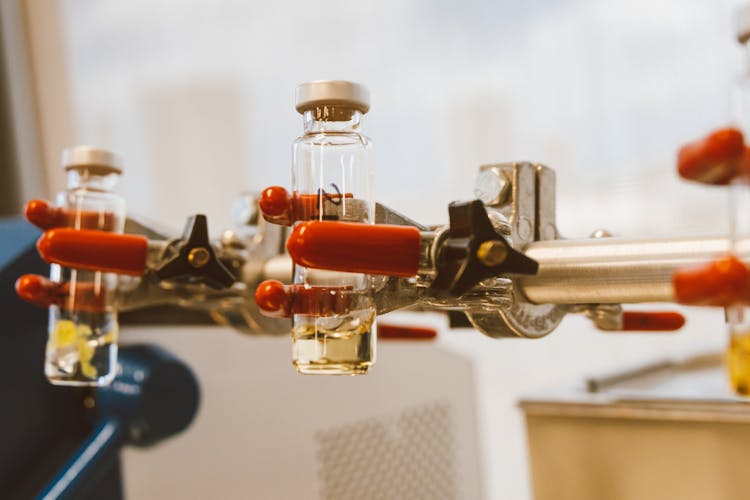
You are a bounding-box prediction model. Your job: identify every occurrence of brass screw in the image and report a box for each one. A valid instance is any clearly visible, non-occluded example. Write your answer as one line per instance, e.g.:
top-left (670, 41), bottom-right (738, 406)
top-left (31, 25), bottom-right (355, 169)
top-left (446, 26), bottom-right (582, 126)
top-left (476, 240), bottom-right (508, 267)
top-left (188, 247), bottom-right (211, 268)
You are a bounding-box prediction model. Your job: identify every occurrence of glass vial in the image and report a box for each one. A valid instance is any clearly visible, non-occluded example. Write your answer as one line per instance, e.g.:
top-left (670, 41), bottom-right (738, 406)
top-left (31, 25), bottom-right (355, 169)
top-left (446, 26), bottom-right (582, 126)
top-left (46, 146), bottom-right (126, 386)
top-left (725, 178), bottom-right (750, 395)
top-left (727, 7), bottom-right (750, 395)
top-left (291, 80), bottom-right (376, 375)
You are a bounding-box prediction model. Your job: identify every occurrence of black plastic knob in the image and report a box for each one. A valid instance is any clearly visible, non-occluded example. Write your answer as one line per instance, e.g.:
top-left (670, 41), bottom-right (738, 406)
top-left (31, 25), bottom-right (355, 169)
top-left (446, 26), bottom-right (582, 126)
top-left (155, 214), bottom-right (235, 289)
top-left (432, 200), bottom-right (538, 296)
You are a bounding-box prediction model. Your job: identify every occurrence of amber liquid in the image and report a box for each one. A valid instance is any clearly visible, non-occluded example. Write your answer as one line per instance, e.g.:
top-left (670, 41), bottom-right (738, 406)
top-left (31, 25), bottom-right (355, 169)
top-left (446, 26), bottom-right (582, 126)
top-left (727, 329), bottom-right (750, 395)
top-left (292, 308), bottom-right (375, 375)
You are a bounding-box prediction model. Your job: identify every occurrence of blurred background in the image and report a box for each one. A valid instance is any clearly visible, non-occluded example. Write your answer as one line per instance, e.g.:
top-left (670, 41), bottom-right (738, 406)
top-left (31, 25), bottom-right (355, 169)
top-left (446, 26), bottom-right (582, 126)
top-left (1, 0), bottom-right (746, 498)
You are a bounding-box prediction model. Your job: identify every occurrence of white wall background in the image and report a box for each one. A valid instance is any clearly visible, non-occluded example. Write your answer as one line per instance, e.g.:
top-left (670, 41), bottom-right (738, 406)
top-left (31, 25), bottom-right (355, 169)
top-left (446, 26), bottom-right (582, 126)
top-left (47, 0), bottom-right (747, 498)
top-left (57, 0), bottom-right (742, 238)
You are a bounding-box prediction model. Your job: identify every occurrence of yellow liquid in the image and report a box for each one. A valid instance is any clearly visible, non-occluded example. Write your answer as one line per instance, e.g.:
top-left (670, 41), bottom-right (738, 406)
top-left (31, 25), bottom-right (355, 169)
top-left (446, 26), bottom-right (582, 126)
top-left (292, 308), bottom-right (375, 375)
top-left (727, 330), bottom-right (750, 396)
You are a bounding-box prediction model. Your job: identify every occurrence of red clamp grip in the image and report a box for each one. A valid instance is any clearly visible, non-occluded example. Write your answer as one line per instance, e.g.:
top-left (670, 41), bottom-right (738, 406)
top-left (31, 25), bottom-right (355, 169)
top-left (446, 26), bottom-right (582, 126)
top-left (37, 228), bottom-right (148, 276)
top-left (255, 280), bottom-right (353, 318)
top-left (677, 128), bottom-right (749, 185)
top-left (16, 274), bottom-right (65, 308)
top-left (673, 255), bottom-right (750, 306)
top-left (259, 186), bottom-right (357, 226)
top-left (259, 186), bottom-right (293, 226)
top-left (286, 221), bottom-right (422, 277)
top-left (378, 324), bottom-right (437, 340)
top-left (15, 274), bottom-right (109, 311)
top-left (25, 199), bottom-right (67, 230)
top-left (255, 280), bottom-right (437, 340)
top-left (255, 280), bottom-right (292, 317)
top-left (25, 199), bottom-right (117, 230)
top-left (620, 311), bottom-right (685, 331)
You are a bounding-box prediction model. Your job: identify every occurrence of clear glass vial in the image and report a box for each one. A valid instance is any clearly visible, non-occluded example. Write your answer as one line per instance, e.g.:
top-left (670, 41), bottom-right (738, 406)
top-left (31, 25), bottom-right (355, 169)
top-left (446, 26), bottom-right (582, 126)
top-left (291, 80), bottom-right (376, 375)
top-left (46, 146), bottom-right (126, 386)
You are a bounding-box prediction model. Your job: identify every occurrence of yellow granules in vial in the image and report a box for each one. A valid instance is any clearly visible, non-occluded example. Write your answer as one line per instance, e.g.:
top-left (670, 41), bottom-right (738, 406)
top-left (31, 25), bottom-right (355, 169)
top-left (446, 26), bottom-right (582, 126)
top-left (49, 320), bottom-right (99, 379)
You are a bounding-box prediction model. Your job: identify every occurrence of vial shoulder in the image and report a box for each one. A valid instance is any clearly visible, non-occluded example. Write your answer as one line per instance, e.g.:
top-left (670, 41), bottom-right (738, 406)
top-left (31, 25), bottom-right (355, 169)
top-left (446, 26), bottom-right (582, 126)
top-left (57, 188), bottom-right (125, 210)
top-left (294, 132), bottom-right (372, 148)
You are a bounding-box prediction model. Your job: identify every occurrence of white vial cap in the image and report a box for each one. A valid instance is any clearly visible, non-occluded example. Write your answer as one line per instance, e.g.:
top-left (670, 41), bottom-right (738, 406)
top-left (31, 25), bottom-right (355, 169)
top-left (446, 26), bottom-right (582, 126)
top-left (295, 80), bottom-right (370, 114)
top-left (61, 146), bottom-right (122, 175)
top-left (736, 4), bottom-right (750, 43)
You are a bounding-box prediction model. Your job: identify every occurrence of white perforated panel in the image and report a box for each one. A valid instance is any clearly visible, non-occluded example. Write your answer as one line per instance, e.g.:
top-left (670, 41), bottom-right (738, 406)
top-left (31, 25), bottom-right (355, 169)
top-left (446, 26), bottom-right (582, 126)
top-left (316, 402), bottom-right (457, 500)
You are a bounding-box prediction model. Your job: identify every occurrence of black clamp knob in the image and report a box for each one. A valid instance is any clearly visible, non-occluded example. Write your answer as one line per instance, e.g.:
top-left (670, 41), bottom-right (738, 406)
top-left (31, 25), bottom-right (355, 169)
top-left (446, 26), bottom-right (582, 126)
top-left (431, 199), bottom-right (538, 296)
top-left (155, 214), bottom-right (235, 289)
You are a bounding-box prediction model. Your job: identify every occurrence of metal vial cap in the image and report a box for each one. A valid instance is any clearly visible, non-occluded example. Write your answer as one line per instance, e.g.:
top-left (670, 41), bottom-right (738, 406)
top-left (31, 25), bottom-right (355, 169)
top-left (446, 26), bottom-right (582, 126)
top-left (736, 4), bottom-right (750, 44)
top-left (295, 80), bottom-right (370, 114)
top-left (61, 146), bottom-right (123, 175)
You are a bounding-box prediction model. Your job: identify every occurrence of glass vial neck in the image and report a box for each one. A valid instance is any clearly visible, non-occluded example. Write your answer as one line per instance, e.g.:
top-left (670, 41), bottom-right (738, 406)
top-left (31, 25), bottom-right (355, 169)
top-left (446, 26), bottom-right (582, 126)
top-left (66, 168), bottom-right (120, 192)
top-left (303, 106), bottom-right (362, 134)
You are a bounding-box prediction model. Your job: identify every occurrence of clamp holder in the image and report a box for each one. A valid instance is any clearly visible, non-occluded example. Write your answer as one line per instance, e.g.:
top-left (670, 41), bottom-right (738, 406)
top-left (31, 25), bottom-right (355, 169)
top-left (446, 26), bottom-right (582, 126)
top-left (464, 162), bottom-right (566, 338)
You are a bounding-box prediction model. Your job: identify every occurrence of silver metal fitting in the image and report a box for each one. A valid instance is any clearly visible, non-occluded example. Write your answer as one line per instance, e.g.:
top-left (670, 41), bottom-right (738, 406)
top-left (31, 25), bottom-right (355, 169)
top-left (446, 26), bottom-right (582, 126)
top-left (232, 192), bottom-right (259, 227)
top-left (467, 162), bottom-right (565, 339)
top-left (474, 165), bottom-right (511, 207)
top-left (590, 228), bottom-right (614, 239)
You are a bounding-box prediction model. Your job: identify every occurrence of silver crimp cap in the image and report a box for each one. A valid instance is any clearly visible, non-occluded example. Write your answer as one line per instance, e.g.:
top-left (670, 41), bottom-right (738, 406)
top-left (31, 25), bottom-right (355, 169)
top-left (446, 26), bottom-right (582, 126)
top-left (295, 80), bottom-right (370, 114)
top-left (61, 146), bottom-right (123, 175)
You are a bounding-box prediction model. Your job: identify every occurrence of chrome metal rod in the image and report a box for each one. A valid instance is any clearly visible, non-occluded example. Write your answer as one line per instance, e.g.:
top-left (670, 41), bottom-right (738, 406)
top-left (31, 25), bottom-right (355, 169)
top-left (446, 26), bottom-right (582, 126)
top-left (520, 236), bottom-right (742, 304)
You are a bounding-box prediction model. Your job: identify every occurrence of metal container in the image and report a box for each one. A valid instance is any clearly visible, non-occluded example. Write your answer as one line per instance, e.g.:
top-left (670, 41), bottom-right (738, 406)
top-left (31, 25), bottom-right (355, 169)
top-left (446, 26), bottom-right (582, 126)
top-left (521, 353), bottom-right (750, 500)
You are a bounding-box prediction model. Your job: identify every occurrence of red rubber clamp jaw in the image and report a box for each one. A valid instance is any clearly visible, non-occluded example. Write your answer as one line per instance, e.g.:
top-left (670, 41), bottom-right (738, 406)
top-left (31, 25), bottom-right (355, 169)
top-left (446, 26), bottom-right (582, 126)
top-left (620, 311), bottom-right (685, 331)
top-left (254, 280), bottom-right (292, 317)
top-left (677, 128), bottom-right (750, 185)
top-left (378, 324), bottom-right (437, 340)
top-left (15, 274), bottom-right (109, 311)
top-left (286, 221), bottom-right (422, 277)
top-left (259, 186), bottom-right (358, 226)
top-left (16, 274), bottom-right (65, 308)
top-left (673, 255), bottom-right (750, 307)
top-left (255, 280), bottom-right (437, 340)
top-left (25, 199), bottom-right (117, 230)
top-left (25, 199), bottom-right (66, 230)
top-left (37, 228), bottom-right (148, 276)
top-left (255, 280), bottom-right (354, 318)
top-left (259, 186), bottom-right (293, 226)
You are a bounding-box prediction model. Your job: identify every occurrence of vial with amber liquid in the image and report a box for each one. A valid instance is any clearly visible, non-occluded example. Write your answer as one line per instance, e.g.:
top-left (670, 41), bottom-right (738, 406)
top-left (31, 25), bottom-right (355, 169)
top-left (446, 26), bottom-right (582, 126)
top-left (46, 147), bottom-right (125, 386)
top-left (291, 80), bottom-right (376, 375)
top-left (724, 179), bottom-right (750, 394)
top-left (727, 6), bottom-right (750, 395)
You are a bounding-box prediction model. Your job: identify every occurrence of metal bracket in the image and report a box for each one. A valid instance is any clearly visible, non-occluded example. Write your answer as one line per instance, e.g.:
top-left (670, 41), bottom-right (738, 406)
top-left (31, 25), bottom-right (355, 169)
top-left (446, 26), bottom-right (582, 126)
top-left (466, 162), bottom-right (566, 338)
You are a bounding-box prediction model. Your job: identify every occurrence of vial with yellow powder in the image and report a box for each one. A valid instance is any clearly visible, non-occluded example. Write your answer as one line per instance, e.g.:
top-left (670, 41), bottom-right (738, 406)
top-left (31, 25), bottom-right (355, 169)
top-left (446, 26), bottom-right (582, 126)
top-left (46, 147), bottom-right (125, 386)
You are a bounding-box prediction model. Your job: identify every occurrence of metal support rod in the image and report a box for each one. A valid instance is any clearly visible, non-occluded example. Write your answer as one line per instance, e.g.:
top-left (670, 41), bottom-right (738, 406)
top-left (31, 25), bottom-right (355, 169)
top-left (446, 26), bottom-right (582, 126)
top-left (519, 236), bottom-right (744, 304)
top-left (39, 419), bottom-right (124, 500)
